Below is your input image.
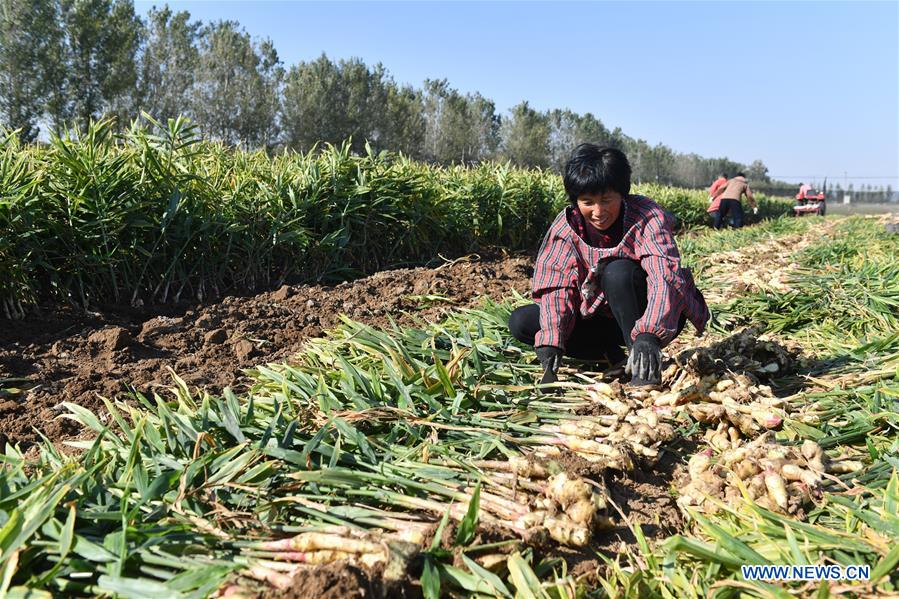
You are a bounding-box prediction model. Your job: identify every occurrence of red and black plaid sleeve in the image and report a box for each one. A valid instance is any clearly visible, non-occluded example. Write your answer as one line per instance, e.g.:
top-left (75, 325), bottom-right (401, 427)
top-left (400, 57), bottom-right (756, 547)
top-left (631, 203), bottom-right (710, 344)
top-left (532, 211), bottom-right (580, 350)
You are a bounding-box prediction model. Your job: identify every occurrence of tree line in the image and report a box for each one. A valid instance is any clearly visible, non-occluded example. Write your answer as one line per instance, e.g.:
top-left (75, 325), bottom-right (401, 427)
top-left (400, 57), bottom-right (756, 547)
top-left (2, 0), bottom-right (773, 187)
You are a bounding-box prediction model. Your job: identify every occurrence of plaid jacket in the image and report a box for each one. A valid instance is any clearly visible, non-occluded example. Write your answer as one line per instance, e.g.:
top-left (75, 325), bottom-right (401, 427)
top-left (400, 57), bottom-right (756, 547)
top-left (532, 195), bottom-right (710, 350)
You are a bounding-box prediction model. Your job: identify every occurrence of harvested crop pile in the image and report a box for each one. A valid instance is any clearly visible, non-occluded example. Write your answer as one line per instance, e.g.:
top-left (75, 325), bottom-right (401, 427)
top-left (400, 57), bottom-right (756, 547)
top-left (445, 462), bottom-right (614, 546)
top-left (668, 326), bottom-right (800, 380)
top-left (676, 433), bottom-right (864, 516)
top-left (636, 328), bottom-right (800, 450)
top-left (535, 381), bottom-right (677, 469)
top-left (210, 454), bottom-right (619, 596)
top-left (695, 219), bottom-right (837, 305)
top-left (217, 527), bottom-right (419, 596)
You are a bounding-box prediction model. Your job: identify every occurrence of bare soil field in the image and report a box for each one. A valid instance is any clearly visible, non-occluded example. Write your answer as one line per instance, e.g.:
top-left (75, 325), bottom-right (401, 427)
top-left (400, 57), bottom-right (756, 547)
top-left (0, 253), bottom-right (532, 450)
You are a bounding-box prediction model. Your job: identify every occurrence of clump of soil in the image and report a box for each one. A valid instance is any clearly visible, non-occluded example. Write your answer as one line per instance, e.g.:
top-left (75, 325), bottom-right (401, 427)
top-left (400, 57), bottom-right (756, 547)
top-left (552, 448), bottom-right (610, 480)
top-left (262, 561), bottom-right (420, 599)
top-left (0, 254), bottom-right (532, 449)
top-left (604, 452), bottom-right (684, 542)
top-left (675, 325), bottom-right (803, 380)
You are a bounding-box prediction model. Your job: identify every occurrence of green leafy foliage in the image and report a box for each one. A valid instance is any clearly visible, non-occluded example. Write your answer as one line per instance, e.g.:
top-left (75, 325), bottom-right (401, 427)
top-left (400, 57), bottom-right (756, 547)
top-left (0, 119), bottom-right (793, 313)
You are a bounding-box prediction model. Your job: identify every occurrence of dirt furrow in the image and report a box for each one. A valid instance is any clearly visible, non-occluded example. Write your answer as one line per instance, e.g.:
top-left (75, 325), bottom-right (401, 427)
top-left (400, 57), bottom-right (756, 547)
top-left (0, 253), bottom-right (533, 449)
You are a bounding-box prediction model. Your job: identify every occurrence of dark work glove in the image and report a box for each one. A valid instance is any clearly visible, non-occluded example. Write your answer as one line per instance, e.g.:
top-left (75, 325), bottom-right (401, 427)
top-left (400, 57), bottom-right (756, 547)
top-left (625, 333), bottom-right (662, 386)
top-left (535, 345), bottom-right (563, 385)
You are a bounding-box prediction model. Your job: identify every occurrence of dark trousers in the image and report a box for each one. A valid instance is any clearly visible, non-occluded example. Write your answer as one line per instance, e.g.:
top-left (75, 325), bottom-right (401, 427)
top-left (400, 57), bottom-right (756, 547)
top-left (508, 259), bottom-right (651, 363)
top-left (714, 199), bottom-right (744, 229)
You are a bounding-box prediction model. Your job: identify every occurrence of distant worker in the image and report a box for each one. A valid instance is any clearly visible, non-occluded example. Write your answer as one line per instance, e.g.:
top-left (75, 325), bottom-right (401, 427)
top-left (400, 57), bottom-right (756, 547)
top-left (507, 144), bottom-right (710, 388)
top-left (707, 173), bottom-right (728, 224)
top-left (797, 182), bottom-right (811, 199)
top-left (712, 172), bottom-right (756, 229)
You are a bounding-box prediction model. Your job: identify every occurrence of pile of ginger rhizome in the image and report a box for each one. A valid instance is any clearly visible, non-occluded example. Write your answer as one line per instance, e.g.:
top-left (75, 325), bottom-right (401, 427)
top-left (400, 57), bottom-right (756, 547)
top-left (218, 328), bottom-right (850, 595)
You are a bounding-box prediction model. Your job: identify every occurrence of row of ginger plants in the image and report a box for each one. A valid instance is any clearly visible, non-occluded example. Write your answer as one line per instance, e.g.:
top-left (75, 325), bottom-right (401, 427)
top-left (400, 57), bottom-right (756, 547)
top-left (0, 117), bottom-right (791, 318)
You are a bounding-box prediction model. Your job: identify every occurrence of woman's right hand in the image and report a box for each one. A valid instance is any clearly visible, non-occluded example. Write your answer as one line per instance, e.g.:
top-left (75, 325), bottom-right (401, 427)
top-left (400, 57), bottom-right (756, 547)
top-left (535, 345), bottom-right (563, 385)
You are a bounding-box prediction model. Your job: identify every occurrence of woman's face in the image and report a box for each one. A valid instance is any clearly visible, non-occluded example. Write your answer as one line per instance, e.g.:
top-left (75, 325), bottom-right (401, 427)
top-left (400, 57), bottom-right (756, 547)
top-left (577, 190), bottom-right (623, 231)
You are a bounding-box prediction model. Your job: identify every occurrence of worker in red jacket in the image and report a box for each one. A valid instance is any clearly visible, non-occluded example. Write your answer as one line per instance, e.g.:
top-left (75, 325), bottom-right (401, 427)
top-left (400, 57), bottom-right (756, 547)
top-left (711, 172), bottom-right (757, 229)
top-left (508, 144), bottom-right (710, 387)
top-left (707, 173), bottom-right (728, 221)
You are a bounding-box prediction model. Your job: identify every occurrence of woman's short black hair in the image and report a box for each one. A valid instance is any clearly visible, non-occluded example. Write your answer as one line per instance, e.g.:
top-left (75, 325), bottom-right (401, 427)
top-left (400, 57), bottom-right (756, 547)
top-left (563, 144), bottom-right (631, 203)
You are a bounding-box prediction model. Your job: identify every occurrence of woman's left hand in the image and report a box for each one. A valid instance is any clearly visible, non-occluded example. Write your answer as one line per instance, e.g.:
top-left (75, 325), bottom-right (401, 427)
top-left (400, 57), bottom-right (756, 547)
top-left (626, 333), bottom-right (662, 386)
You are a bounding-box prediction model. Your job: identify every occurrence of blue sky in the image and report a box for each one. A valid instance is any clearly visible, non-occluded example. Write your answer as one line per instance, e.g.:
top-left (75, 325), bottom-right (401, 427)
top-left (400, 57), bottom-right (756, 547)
top-left (136, 1), bottom-right (899, 189)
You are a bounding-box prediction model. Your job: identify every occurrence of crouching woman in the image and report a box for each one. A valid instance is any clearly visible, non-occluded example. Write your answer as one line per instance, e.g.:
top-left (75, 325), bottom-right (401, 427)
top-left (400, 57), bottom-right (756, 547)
top-left (508, 144), bottom-right (710, 387)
